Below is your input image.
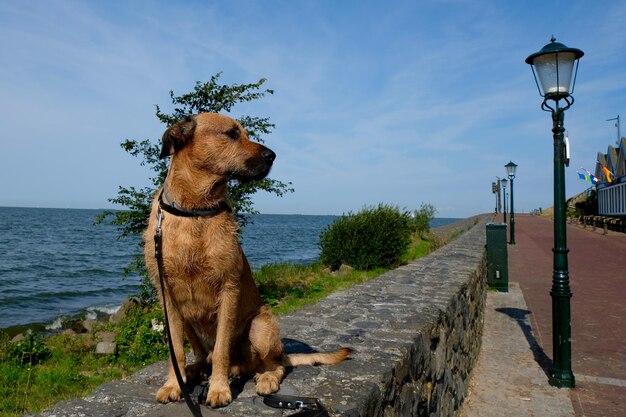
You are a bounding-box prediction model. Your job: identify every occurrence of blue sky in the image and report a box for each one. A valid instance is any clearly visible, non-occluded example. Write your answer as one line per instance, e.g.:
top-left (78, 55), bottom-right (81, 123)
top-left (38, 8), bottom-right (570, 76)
top-left (1, 1), bottom-right (624, 217)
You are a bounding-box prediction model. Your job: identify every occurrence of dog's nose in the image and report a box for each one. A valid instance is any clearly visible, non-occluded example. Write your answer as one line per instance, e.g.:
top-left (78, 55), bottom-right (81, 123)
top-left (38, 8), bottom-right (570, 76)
top-left (261, 148), bottom-right (276, 163)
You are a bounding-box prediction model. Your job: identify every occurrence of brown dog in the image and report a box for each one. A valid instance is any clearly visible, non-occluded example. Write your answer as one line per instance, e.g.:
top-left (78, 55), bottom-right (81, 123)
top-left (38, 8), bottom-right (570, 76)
top-left (143, 113), bottom-right (350, 408)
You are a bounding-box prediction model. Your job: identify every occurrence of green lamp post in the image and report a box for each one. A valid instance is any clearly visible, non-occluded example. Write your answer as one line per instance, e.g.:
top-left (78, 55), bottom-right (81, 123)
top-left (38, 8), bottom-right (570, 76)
top-left (505, 161), bottom-right (517, 244)
top-left (526, 36), bottom-right (584, 388)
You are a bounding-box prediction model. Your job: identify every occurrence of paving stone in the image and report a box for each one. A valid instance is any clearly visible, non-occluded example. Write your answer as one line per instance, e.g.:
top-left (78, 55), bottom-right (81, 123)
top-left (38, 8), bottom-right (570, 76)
top-left (460, 282), bottom-right (575, 417)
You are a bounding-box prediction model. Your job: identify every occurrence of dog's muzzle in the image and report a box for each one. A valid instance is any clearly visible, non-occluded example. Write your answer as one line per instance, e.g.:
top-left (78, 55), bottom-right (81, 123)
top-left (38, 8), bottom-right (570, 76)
top-left (234, 146), bottom-right (276, 182)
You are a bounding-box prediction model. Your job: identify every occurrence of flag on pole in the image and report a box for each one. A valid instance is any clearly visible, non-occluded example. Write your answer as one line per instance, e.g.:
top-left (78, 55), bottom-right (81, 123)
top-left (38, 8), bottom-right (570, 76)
top-left (601, 166), bottom-right (613, 183)
top-left (579, 168), bottom-right (599, 185)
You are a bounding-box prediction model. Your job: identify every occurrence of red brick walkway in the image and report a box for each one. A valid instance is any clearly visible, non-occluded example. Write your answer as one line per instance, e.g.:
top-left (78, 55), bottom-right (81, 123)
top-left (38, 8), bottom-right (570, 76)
top-left (507, 214), bottom-right (626, 417)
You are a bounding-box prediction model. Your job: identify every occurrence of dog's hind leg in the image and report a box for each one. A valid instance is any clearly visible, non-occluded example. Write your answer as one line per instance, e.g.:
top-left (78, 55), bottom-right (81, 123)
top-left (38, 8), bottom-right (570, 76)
top-left (254, 359), bottom-right (285, 395)
top-left (247, 307), bottom-right (286, 395)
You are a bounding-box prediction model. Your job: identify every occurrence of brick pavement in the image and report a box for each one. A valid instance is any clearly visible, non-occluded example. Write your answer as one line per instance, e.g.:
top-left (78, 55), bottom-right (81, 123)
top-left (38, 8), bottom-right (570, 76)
top-left (509, 215), bottom-right (626, 417)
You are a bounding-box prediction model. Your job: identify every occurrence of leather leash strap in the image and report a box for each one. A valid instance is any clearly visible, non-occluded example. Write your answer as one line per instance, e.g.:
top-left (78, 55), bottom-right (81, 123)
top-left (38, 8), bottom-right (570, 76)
top-left (263, 393), bottom-right (329, 417)
top-left (155, 206), bottom-right (204, 417)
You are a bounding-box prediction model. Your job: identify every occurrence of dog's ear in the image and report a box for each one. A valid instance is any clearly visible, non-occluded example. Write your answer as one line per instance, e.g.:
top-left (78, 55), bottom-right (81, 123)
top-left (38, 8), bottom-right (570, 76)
top-left (160, 116), bottom-right (197, 158)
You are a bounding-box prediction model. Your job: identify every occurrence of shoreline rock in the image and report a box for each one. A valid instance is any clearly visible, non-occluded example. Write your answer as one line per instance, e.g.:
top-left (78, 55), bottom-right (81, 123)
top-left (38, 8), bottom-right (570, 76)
top-left (4, 297), bottom-right (137, 348)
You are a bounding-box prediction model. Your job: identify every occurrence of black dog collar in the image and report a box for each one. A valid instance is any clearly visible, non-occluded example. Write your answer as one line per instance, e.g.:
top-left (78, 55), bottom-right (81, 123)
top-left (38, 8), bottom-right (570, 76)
top-left (158, 185), bottom-right (232, 218)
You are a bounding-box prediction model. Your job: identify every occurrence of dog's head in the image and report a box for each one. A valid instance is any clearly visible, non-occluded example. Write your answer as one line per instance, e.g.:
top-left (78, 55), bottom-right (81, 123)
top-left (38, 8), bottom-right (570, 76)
top-left (160, 113), bottom-right (275, 182)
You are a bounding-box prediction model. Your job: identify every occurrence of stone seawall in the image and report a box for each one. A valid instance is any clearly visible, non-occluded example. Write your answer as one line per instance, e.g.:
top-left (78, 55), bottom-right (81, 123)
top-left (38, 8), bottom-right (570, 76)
top-left (33, 216), bottom-right (488, 417)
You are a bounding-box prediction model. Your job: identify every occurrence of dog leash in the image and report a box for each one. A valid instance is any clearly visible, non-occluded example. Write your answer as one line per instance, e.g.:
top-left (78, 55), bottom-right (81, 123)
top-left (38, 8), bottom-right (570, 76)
top-left (154, 206), bottom-right (204, 417)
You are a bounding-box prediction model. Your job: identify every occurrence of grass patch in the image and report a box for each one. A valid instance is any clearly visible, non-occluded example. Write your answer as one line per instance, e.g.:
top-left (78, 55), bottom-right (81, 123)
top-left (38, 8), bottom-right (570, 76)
top-left (399, 234), bottom-right (434, 264)
top-left (0, 305), bottom-right (168, 417)
top-left (1, 332), bottom-right (125, 417)
top-left (0, 230), bottom-right (443, 416)
top-left (255, 262), bottom-right (383, 316)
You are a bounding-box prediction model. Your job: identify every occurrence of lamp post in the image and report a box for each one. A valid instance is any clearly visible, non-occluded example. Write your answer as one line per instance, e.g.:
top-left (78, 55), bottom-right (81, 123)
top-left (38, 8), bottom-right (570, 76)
top-left (492, 181), bottom-right (498, 214)
top-left (505, 161), bottom-right (518, 244)
top-left (501, 178), bottom-right (508, 224)
top-left (496, 177), bottom-right (502, 213)
top-left (526, 36), bottom-right (583, 389)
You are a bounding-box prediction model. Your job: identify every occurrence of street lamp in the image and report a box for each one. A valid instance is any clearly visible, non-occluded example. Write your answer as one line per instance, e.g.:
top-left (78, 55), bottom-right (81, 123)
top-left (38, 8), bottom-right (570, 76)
top-left (526, 36), bottom-right (583, 389)
top-left (505, 161), bottom-right (518, 244)
top-left (496, 177), bottom-right (502, 213)
top-left (501, 178), bottom-right (508, 224)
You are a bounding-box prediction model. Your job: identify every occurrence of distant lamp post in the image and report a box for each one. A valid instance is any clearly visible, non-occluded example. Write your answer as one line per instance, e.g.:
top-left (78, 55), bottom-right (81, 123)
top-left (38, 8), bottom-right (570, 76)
top-left (492, 181), bottom-right (498, 214)
top-left (526, 36), bottom-right (583, 389)
top-left (505, 161), bottom-right (518, 244)
top-left (496, 177), bottom-right (502, 213)
top-left (501, 178), bottom-right (508, 224)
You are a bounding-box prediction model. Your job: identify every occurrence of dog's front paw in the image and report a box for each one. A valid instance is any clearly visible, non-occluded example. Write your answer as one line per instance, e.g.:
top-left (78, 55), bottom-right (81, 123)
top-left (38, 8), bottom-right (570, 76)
top-left (206, 379), bottom-right (232, 408)
top-left (255, 372), bottom-right (281, 395)
top-left (156, 381), bottom-right (182, 403)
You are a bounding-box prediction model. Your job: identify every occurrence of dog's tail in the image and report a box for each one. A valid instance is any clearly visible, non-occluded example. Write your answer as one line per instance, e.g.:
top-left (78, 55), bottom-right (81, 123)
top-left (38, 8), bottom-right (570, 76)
top-left (282, 347), bottom-right (352, 367)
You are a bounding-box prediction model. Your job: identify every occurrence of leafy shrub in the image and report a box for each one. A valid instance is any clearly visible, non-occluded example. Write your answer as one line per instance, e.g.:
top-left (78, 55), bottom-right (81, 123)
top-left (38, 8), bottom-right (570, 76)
top-left (319, 204), bottom-right (413, 270)
top-left (115, 305), bottom-right (168, 365)
top-left (7, 332), bottom-right (51, 366)
top-left (412, 203), bottom-right (437, 237)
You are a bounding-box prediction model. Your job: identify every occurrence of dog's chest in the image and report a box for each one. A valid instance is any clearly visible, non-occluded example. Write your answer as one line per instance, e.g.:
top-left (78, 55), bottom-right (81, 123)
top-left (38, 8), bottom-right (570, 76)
top-left (164, 223), bottom-right (243, 319)
top-left (170, 278), bottom-right (220, 321)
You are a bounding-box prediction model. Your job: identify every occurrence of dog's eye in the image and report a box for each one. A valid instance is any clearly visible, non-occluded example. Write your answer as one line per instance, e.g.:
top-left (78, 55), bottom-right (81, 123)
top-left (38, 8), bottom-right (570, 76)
top-left (225, 127), bottom-right (240, 140)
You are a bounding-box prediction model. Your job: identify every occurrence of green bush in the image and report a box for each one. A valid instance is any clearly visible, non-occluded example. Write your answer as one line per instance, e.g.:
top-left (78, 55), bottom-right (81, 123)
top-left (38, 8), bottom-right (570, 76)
top-left (319, 204), bottom-right (413, 270)
top-left (7, 332), bottom-right (51, 366)
top-left (412, 203), bottom-right (437, 237)
top-left (115, 305), bottom-right (168, 366)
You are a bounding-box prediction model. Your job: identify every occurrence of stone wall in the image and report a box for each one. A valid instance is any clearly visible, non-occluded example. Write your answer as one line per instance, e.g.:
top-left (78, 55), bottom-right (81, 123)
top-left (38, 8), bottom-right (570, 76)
top-left (32, 216), bottom-right (488, 417)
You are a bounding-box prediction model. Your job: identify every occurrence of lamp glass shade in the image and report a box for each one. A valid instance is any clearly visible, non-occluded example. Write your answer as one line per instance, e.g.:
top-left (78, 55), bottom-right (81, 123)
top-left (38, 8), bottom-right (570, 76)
top-left (533, 51), bottom-right (577, 98)
top-left (501, 178), bottom-right (508, 189)
top-left (526, 38), bottom-right (584, 99)
top-left (505, 161), bottom-right (518, 177)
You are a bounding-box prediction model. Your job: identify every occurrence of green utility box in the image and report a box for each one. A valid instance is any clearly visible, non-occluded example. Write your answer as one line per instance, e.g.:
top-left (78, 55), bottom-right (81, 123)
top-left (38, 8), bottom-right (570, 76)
top-left (486, 223), bottom-right (508, 292)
